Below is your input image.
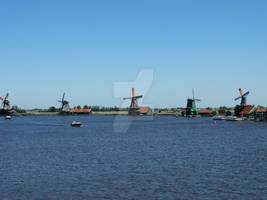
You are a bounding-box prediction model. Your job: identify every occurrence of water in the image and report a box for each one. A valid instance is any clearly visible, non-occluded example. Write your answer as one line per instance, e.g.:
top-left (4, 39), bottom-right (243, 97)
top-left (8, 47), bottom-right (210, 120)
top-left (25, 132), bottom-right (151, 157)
top-left (0, 116), bottom-right (266, 200)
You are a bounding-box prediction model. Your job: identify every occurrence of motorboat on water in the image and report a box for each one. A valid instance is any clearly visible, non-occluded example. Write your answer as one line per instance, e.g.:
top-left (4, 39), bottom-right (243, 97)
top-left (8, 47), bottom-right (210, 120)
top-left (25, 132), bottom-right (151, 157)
top-left (5, 115), bottom-right (12, 120)
top-left (212, 116), bottom-right (227, 120)
top-left (226, 116), bottom-right (244, 121)
top-left (71, 121), bottom-right (83, 127)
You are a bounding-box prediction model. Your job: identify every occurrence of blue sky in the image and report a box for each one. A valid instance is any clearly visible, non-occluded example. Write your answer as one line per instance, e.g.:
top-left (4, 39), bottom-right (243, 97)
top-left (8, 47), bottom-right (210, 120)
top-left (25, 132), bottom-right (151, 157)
top-left (1, 0), bottom-right (267, 109)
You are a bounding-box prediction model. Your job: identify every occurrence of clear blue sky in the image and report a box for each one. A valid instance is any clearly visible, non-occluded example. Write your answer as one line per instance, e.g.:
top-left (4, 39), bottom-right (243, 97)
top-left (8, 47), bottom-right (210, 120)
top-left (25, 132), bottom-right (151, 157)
top-left (1, 0), bottom-right (267, 109)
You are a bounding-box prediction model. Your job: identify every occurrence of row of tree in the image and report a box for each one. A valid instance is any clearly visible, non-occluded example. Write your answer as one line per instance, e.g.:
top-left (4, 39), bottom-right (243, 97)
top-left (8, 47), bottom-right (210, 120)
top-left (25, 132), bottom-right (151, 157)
top-left (10, 105), bottom-right (26, 113)
top-left (46, 105), bottom-right (123, 112)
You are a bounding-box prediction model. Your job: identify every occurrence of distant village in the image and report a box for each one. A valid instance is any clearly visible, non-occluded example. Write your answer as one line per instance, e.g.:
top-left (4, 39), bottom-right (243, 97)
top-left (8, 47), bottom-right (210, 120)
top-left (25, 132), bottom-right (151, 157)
top-left (1, 88), bottom-right (267, 122)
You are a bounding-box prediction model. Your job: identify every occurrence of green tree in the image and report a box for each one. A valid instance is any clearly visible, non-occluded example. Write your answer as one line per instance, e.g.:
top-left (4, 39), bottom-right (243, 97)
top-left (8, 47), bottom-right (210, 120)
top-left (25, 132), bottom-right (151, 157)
top-left (114, 106), bottom-right (119, 111)
top-left (211, 110), bottom-right (217, 116)
top-left (48, 106), bottom-right (56, 112)
top-left (11, 105), bottom-right (26, 113)
top-left (11, 105), bottom-right (19, 111)
top-left (218, 108), bottom-right (226, 115)
top-left (91, 106), bottom-right (100, 111)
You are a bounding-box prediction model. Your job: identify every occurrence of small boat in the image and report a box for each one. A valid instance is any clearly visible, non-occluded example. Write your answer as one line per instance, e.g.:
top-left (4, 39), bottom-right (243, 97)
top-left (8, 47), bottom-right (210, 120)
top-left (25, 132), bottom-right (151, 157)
top-left (212, 116), bottom-right (227, 120)
top-left (71, 121), bottom-right (83, 127)
top-left (226, 116), bottom-right (244, 121)
top-left (5, 115), bottom-right (12, 120)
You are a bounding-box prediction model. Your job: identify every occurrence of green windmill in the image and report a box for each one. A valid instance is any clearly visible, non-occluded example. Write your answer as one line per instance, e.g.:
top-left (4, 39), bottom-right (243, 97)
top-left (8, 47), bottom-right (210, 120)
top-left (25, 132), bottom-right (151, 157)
top-left (185, 89), bottom-right (201, 117)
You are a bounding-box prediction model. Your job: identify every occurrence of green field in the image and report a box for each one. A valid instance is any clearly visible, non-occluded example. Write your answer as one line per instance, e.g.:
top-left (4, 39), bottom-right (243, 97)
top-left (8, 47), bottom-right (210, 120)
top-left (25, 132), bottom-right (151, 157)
top-left (19, 110), bottom-right (182, 116)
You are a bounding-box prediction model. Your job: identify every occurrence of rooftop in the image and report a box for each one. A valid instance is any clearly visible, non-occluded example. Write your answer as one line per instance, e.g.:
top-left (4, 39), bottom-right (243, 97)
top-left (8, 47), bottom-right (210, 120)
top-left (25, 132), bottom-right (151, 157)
top-left (137, 107), bottom-right (149, 114)
top-left (256, 108), bottom-right (266, 113)
top-left (198, 109), bottom-right (212, 114)
top-left (71, 109), bottom-right (91, 113)
top-left (240, 105), bottom-right (255, 115)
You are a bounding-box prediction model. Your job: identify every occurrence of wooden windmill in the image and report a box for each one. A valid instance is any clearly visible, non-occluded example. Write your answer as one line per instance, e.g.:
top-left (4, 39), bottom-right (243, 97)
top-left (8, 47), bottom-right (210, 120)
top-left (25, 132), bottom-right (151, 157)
top-left (234, 88), bottom-right (249, 106)
top-left (234, 88), bottom-right (255, 117)
top-left (0, 93), bottom-right (13, 116)
top-left (0, 93), bottom-right (10, 110)
top-left (58, 93), bottom-right (70, 113)
top-left (123, 88), bottom-right (143, 115)
top-left (185, 89), bottom-right (200, 117)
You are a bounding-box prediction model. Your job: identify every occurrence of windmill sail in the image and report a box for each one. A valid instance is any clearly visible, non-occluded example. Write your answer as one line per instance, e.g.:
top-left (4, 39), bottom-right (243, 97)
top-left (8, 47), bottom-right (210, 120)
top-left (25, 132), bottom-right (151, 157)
top-left (1, 93), bottom-right (10, 110)
top-left (235, 96), bottom-right (242, 101)
top-left (234, 88), bottom-right (249, 105)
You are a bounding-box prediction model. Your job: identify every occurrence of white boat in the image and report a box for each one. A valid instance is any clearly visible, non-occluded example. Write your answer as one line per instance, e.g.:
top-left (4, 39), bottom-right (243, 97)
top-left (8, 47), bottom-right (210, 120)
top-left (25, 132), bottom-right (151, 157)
top-left (226, 116), bottom-right (244, 121)
top-left (5, 115), bottom-right (12, 120)
top-left (71, 121), bottom-right (83, 127)
top-left (212, 116), bottom-right (227, 120)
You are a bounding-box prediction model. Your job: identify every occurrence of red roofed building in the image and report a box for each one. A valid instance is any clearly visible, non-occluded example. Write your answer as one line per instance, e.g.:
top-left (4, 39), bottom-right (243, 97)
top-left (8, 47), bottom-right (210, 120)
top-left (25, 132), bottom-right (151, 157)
top-left (137, 106), bottom-right (153, 115)
top-left (254, 107), bottom-right (267, 121)
top-left (255, 108), bottom-right (266, 113)
top-left (70, 108), bottom-right (92, 115)
top-left (226, 109), bottom-right (235, 116)
top-left (198, 109), bottom-right (213, 117)
top-left (234, 105), bottom-right (256, 119)
top-left (239, 105), bottom-right (256, 115)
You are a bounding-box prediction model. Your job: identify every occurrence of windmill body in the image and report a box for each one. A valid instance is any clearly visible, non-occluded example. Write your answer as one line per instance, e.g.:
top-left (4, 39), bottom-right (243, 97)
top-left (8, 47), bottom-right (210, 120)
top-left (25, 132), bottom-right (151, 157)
top-left (0, 93), bottom-right (13, 115)
top-left (185, 90), bottom-right (200, 117)
top-left (58, 93), bottom-right (71, 114)
top-left (123, 88), bottom-right (152, 116)
top-left (234, 88), bottom-right (256, 117)
top-left (186, 98), bottom-right (199, 116)
top-left (62, 101), bottom-right (70, 112)
top-left (3, 100), bottom-right (10, 110)
top-left (234, 88), bottom-right (249, 106)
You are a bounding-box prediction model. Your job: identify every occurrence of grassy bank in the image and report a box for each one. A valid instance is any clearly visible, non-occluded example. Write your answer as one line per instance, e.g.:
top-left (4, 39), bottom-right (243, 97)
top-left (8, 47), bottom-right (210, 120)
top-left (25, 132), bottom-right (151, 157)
top-left (19, 110), bottom-right (181, 116)
top-left (21, 110), bottom-right (128, 116)
top-left (22, 111), bottom-right (60, 116)
top-left (92, 111), bottom-right (128, 115)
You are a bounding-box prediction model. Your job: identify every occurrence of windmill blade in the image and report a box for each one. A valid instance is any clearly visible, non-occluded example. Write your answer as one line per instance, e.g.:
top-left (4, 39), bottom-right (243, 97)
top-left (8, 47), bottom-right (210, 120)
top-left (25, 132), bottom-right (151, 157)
top-left (235, 96), bottom-right (241, 101)
top-left (123, 97), bottom-right (132, 100)
top-left (62, 93), bottom-right (65, 102)
top-left (4, 93), bottom-right (9, 101)
top-left (134, 95), bottom-right (143, 99)
top-left (243, 91), bottom-right (250, 97)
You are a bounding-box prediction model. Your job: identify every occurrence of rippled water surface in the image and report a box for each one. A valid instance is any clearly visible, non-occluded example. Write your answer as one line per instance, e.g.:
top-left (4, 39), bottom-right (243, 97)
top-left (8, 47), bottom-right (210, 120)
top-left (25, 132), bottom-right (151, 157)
top-left (0, 116), bottom-right (267, 199)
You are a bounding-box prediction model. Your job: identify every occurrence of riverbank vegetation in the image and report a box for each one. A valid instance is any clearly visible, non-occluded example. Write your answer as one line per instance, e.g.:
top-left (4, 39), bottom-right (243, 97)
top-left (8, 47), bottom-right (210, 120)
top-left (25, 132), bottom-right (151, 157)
top-left (8, 105), bottom-right (266, 117)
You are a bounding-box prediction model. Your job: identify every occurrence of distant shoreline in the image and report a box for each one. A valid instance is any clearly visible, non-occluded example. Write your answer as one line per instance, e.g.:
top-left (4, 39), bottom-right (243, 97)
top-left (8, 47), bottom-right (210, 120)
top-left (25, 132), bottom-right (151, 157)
top-left (11, 111), bottom-right (178, 116)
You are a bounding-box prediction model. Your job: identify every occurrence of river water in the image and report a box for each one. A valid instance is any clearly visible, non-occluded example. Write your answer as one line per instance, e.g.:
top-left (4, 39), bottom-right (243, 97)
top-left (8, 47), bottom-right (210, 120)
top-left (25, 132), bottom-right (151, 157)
top-left (0, 116), bottom-right (266, 199)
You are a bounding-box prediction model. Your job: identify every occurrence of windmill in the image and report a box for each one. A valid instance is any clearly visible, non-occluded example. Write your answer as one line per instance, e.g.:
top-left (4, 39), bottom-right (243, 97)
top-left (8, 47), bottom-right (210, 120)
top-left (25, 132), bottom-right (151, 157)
top-left (123, 88), bottom-right (143, 115)
top-left (234, 88), bottom-right (255, 117)
top-left (58, 93), bottom-right (70, 113)
top-left (234, 88), bottom-right (249, 106)
top-left (185, 89), bottom-right (200, 117)
top-left (0, 93), bottom-right (10, 110)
